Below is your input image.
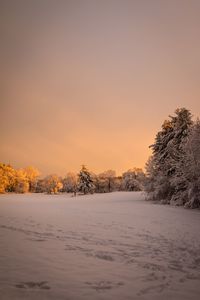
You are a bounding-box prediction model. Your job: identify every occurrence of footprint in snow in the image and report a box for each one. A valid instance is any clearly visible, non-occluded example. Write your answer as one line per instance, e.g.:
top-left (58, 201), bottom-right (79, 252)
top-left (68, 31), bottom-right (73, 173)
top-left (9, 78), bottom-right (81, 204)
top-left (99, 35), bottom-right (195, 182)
top-left (15, 281), bottom-right (50, 290)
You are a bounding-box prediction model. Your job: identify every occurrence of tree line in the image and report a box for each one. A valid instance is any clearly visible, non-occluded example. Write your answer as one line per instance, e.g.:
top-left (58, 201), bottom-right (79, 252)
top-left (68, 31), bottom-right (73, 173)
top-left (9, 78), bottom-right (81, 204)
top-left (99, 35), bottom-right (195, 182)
top-left (0, 164), bottom-right (145, 195)
top-left (1, 107), bottom-right (199, 208)
top-left (144, 108), bottom-right (200, 208)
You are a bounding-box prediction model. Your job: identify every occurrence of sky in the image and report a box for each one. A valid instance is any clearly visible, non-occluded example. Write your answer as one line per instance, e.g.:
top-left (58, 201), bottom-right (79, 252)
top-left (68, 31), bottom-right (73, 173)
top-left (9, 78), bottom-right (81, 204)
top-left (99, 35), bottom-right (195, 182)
top-left (1, 0), bottom-right (200, 176)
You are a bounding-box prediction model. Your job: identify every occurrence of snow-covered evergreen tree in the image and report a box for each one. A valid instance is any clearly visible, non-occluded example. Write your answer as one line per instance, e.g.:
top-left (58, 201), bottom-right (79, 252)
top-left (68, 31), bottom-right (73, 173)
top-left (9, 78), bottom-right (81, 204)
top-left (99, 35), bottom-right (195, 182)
top-left (78, 165), bottom-right (95, 194)
top-left (145, 156), bottom-right (170, 201)
top-left (183, 119), bottom-right (200, 208)
top-left (168, 108), bottom-right (193, 205)
top-left (145, 108), bottom-right (193, 204)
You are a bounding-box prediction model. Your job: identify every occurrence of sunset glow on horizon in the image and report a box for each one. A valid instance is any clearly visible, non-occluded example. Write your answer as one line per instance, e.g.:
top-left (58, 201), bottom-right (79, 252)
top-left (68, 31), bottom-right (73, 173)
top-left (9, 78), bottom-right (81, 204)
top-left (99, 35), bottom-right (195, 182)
top-left (1, 0), bottom-right (200, 176)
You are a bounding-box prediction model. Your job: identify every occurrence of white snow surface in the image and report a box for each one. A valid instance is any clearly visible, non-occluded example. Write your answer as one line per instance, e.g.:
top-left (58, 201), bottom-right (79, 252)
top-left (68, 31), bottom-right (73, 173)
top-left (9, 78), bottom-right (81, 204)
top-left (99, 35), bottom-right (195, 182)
top-left (0, 192), bottom-right (200, 300)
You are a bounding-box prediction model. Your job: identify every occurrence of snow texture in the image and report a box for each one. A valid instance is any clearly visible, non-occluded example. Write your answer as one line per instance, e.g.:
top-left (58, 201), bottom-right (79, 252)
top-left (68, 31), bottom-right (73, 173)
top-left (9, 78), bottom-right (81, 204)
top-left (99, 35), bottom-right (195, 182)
top-left (0, 192), bottom-right (200, 300)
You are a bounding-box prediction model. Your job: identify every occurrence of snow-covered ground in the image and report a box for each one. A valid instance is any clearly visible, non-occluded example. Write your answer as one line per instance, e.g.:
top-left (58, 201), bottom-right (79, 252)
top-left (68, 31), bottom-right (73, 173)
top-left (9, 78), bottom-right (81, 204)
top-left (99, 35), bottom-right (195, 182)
top-left (0, 192), bottom-right (200, 300)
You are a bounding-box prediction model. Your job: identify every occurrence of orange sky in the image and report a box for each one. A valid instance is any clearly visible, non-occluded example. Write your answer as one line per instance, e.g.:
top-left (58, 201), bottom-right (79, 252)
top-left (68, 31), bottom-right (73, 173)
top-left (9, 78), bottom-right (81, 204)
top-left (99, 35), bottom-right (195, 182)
top-left (1, 0), bottom-right (200, 176)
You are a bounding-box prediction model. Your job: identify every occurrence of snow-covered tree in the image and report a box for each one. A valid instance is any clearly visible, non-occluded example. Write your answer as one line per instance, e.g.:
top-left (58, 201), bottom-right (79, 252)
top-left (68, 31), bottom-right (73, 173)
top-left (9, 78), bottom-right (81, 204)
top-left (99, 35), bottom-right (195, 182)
top-left (23, 166), bottom-right (40, 192)
top-left (98, 170), bottom-right (116, 192)
top-left (183, 119), bottom-right (200, 208)
top-left (0, 163), bottom-right (16, 193)
top-left (168, 109), bottom-right (193, 205)
top-left (145, 108), bottom-right (193, 204)
top-left (14, 169), bottom-right (30, 193)
top-left (62, 172), bottom-right (77, 193)
top-left (122, 168), bottom-right (144, 191)
top-left (78, 165), bottom-right (95, 194)
top-left (35, 178), bottom-right (46, 193)
top-left (43, 174), bottom-right (63, 194)
top-left (0, 163), bottom-right (40, 194)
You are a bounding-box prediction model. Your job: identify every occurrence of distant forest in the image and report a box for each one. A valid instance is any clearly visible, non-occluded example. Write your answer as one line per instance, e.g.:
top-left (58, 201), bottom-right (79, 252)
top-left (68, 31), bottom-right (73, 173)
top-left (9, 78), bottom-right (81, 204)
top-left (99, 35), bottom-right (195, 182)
top-left (0, 164), bottom-right (145, 195)
top-left (0, 108), bottom-right (199, 208)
